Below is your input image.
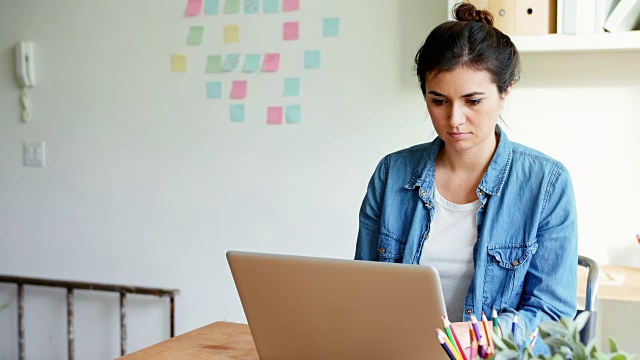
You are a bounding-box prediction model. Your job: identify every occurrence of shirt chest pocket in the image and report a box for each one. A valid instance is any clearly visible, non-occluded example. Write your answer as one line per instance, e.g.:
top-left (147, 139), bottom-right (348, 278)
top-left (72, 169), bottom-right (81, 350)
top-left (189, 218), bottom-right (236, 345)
top-left (483, 242), bottom-right (538, 309)
top-left (377, 231), bottom-right (406, 263)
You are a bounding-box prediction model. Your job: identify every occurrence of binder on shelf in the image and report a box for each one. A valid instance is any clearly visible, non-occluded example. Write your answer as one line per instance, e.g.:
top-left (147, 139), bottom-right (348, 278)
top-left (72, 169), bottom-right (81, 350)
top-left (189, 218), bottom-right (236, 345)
top-left (595, 0), bottom-right (621, 32)
top-left (604, 0), bottom-right (640, 32)
top-left (465, 0), bottom-right (557, 35)
top-left (561, 0), bottom-right (597, 34)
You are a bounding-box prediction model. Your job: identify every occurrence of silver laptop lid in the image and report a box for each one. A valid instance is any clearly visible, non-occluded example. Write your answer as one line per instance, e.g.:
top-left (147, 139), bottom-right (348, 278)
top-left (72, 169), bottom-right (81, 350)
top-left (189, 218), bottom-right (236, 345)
top-left (227, 251), bottom-right (449, 360)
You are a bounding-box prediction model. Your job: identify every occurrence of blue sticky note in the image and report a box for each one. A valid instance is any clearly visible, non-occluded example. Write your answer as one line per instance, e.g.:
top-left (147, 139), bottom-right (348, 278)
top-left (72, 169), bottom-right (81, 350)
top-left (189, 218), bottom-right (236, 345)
top-left (323, 17), bottom-right (340, 37)
top-left (263, 0), bottom-right (279, 13)
top-left (230, 104), bottom-right (245, 122)
top-left (243, 54), bottom-right (261, 73)
top-left (285, 105), bottom-right (302, 124)
top-left (244, 0), bottom-right (260, 14)
top-left (204, 0), bottom-right (220, 14)
top-left (207, 81), bottom-right (222, 99)
top-left (223, 54), bottom-right (241, 72)
top-left (284, 78), bottom-right (300, 96)
top-left (304, 50), bottom-right (321, 69)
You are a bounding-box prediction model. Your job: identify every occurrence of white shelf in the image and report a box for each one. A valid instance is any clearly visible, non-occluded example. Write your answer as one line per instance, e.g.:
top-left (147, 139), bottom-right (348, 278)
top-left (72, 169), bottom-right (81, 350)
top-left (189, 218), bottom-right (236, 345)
top-left (511, 31), bottom-right (640, 53)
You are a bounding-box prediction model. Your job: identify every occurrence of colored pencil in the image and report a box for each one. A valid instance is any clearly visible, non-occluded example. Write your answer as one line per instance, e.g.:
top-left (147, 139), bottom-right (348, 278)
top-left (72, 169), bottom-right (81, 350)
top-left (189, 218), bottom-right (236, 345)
top-left (481, 311), bottom-right (493, 352)
top-left (469, 338), bottom-right (477, 360)
top-left (437, 328), bottom-right (461, 360)
top-left (470, 314), bottom-right (483, 343)
top-left (511, 314), bottom-right (518, 342)
top-left (442, 316), bottom-right (467, 360)
top-left (491, 308), bottom-right (502, 339)
top-left (527, 328), bottom-right (539, 349)
top-left (437, 329), bottom-right (458, 360)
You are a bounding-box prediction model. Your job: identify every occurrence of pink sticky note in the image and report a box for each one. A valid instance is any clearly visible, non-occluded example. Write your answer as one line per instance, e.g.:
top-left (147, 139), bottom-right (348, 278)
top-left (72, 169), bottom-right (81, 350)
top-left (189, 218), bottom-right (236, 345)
top-left (186, 0), bottom-right (203, 16)
top-left (262, 53), bottom-right (280, 72)
top-left (282, 0), bottom-right (300, 12)
top-left (267, 106), bottom-right (283, 125)
top-left (230, 80), bottom-right (247, 99)
top-left (283, 21), bottom-right (299, 40)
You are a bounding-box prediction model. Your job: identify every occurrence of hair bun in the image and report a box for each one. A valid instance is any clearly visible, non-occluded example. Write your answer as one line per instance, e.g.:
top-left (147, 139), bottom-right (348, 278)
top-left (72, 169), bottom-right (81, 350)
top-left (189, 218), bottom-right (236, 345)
top-left (453, 2), bottom-right (494, 26)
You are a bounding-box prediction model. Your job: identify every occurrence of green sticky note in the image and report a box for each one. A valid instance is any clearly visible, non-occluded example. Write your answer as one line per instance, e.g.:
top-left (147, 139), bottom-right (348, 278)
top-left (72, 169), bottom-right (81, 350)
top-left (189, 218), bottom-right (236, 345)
top-left (206, 55), bottom-right (223, 73)
top-left (284, 78), bottom-right (300, 96)
top-left (187, 26), bottom-right (205, 45)
top-left (223, 54), bottom-right (241, 72)
top-left (285, 105), bottom-right (302, 124)
top-left (263, 0), bottom-right (279, 13)
top-left (323, 17), bottom-right (340, 37)
top-left (244, 0), bottom-right (259, 14)
top-left (224, 0), bottom-right (241, 14)
top-left (204, 0), bottom-right (220, 14)
top-left (207, 81), bottom-right (222, 99)
top-left (230, 104), bottom-right (245, 122)
top-left (304, 50), bottom-right (321, 69)
top-left (243, 54), bottom-right (261, 73)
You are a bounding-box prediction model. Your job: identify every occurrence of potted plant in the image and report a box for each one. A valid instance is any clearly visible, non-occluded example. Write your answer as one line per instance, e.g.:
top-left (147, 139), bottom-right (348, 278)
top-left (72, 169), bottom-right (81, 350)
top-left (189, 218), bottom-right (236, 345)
top-left (490, 312), bottom-right (638, 360)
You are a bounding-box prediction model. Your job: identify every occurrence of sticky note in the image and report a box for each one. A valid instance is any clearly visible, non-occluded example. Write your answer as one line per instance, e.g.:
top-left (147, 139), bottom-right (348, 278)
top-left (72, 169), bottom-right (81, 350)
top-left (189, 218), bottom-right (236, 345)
top-left (283, 21), bottom-right (299, 40)
top-left (263, 0), bottom-right (279, 13)
top-left (187, 26), bottom-right (205, 45)
top-left (262, 53), bottom-right (280, 72)
top-left (231, 80), bottom-right (247, 99)
top-left (282, 0), bottom-right (299, 12)
top-left (243, 54), bottom-right (261, 73)
top-left (223, 54), bottom-right (241, 72)
top-left (284, 78), bottom-right (300, 96)
top-left (206, 55), bottom-right (223, 73)
top-left (186, 0), bottom-right (203, 16)
top-left (267, 106), bottom-right (283, 125)
top-left (230, 104), bottom-right (245, 122)
top-left (323, 17), bottom-right (340, 37)
top-left (204, 0), bottom-right (220, 15)
top-left (207, 81), bottom-right (222, 99)
top-left (224, 25), bottom-right (240, 43)
top-left (171, 54), bottom-right (187, 72)
top-left (285, 105), bottom-right (302, 124)
top-left (224, 0), bottom-right (241, 14)
top-left (304, 50), bottom-right (320, 69)
top-left (244, 0), bottom-right (259, 14)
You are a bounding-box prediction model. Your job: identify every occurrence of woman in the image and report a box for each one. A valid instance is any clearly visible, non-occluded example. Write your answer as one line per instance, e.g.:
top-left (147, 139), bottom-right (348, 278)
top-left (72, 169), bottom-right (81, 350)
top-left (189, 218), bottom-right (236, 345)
top-left (355, 2), bottom-right (578, 354)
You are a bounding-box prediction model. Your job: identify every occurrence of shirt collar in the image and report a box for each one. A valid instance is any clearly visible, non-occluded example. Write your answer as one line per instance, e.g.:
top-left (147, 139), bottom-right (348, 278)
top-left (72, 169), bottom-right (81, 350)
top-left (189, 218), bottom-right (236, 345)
top-left (404, 125), bottom-right (513, 196)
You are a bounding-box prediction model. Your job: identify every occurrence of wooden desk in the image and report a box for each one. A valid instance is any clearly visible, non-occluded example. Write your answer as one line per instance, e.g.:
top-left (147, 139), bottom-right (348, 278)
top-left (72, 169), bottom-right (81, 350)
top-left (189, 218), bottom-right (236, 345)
top-left (578, 265), bottom-right (640, 302)
top-left (119, 322), bottom-right (257, 360)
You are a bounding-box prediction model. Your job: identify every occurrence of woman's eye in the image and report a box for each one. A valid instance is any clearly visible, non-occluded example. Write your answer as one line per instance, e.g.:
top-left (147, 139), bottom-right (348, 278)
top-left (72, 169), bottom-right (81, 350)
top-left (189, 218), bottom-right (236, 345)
top-left (467, 99), bottom-right (482, 105)
top-left (431, 99), bottom-right (446, 105)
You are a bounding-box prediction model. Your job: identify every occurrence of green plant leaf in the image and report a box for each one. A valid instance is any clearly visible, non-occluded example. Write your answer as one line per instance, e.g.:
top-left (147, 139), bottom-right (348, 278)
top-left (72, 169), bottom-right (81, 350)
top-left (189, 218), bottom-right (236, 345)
top-left (585, 336), bottom-right (599, 355)
top-left (549, 354), bottom-right (564, 360)
top-left (592, 350), bottom-right (609, 360)
top-left (493, 349), bottom-right (519, 360)
top-left (539, 320), bottom-right (570, 337)
top-left (609, 338), bottom-right (620, 353)
top-left (573, 311), bottom-right (591, 332)
top-left (610, 353), bottom-right (628, 360)
top-left (544, 337), bottom-right (573, 349)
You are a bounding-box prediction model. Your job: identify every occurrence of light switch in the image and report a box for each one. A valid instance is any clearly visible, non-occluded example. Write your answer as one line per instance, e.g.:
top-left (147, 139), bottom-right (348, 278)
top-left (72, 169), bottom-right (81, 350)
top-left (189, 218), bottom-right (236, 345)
top-left (24, 141), bottom-right (45, 167)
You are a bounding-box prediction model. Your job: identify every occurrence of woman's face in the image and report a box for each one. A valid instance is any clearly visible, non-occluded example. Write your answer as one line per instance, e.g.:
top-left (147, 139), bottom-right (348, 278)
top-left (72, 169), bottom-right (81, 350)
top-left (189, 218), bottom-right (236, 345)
top-left (425, 67), bottom-right (510, 154)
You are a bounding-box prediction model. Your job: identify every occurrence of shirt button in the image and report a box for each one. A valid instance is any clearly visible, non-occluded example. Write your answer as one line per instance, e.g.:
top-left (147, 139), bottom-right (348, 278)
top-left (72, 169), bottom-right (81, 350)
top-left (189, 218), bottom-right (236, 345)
top-left (379, 248), bottom-right (385, 254)
top-left (479, 190), bottom-right (485, 196)
top-left (423, 234), bottom-right (429, 240)
top-left (427, 202), bottom-right (433, 208)
top-left (420, 190), bottom-right (427, 196)
top-left (512, 260), bottom-right (519, 266)
top-left (465, 309), bottom-right (472, 315)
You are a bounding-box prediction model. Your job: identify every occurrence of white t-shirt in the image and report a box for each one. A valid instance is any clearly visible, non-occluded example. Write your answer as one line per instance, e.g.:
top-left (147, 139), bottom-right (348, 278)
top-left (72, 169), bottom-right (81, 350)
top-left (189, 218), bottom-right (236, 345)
top-left (419, 188), bottom-right (480, 322)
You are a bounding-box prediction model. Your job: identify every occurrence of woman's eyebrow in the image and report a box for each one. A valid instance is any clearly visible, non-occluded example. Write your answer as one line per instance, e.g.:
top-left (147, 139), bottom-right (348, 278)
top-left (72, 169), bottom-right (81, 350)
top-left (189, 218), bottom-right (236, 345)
top-left (427, 90), bottom-right (485, 98)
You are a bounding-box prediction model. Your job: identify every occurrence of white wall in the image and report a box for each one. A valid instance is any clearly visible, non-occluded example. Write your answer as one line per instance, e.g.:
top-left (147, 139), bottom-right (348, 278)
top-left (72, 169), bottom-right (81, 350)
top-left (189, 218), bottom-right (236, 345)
top-left (0, 0), bottom-right (638, 359)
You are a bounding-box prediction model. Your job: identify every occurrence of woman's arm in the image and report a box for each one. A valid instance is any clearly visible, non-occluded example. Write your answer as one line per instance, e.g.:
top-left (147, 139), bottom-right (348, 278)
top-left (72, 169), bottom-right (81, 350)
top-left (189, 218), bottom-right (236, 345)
top-left (504, 164), bottom-right (579, 344)
top-left (355, 157), bottom-right (388, 261)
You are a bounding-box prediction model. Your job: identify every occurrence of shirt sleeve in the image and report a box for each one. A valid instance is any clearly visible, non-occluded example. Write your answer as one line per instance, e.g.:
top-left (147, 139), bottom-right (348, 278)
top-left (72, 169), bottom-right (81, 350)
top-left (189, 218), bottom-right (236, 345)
top-left (508, 163), bottom-right (579, 347)
top-left (354, 156), bottom-right (388, 261)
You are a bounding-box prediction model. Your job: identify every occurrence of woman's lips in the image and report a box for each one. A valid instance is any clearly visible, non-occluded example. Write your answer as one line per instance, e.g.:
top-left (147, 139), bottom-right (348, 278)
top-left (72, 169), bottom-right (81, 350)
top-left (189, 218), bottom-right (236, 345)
top-left (448, 132), bottom-right (469, 140)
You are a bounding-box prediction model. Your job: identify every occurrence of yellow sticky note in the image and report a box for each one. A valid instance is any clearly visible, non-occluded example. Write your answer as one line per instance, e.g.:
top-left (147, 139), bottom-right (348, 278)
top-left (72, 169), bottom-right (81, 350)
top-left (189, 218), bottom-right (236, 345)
top-left (224, 25), bottom-right (240, 43)
top-left (171, 54), bottom-right (187, 72)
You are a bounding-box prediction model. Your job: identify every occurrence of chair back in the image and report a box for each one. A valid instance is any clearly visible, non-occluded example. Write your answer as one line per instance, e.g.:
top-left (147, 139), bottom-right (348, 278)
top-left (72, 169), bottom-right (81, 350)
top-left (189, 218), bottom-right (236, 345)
top-left (577, 255), bottom-right (600, 343)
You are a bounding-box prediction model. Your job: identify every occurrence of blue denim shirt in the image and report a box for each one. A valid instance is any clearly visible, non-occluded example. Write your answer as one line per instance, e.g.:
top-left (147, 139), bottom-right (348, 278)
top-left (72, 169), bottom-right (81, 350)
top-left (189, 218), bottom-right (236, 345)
top-left (355, 127), bottom-right (577, 351)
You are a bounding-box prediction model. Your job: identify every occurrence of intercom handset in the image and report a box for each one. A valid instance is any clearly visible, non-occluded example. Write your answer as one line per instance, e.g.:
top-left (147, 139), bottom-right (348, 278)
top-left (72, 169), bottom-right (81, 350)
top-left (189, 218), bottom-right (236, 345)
top-left (15, 41), bottom-right (36, 122)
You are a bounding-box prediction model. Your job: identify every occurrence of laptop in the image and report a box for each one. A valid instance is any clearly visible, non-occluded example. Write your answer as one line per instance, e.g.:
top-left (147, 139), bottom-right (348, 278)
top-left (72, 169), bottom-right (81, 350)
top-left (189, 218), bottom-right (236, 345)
top-left (226, 251), bottom-right (449, 360)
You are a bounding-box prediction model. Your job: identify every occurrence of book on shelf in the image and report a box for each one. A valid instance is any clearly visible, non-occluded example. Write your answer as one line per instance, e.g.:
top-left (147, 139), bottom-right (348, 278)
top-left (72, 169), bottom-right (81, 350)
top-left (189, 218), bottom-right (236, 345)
top-left (604, 0), bottom-right (640, 32)
top-left (595, 0), bottom-right (621, 32)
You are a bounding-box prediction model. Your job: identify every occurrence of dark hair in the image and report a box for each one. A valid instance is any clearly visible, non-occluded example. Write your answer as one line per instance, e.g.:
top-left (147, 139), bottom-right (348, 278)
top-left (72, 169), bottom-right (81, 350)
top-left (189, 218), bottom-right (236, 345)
top-left (414, 2), bottom-right (520, 96)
